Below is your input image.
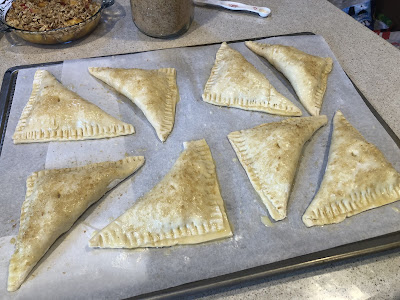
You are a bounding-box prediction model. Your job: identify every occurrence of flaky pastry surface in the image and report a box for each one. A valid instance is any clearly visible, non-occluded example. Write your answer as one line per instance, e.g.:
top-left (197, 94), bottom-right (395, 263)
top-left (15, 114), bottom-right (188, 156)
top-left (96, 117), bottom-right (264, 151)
top-left (89, 67), bottom-right (179, 142)
top-left (303, 111), bottom-right (400, 226)
top-left (202, 42), bottom-right (302, 116)
top-left (228, 116), bottom-right (327, 221)
top-left (7, 156), bottom-right (144, 292)
top-left (245, 41), bottom-right (333, 116)
top-left (13, 70), bottom-right (135, 144)
top-left (89, 139), bottom-right (232, 249)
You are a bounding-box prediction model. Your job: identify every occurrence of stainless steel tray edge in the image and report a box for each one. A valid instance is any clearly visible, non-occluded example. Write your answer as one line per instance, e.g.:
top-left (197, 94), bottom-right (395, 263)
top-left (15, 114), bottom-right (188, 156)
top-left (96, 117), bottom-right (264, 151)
top-left (1, 32), bottom-right (399, 299)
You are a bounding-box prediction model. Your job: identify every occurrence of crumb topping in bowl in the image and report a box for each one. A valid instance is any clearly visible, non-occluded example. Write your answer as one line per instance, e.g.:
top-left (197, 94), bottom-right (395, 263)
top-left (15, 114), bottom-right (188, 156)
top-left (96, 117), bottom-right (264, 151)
top-left (5, 0), bottom-right (101, 31)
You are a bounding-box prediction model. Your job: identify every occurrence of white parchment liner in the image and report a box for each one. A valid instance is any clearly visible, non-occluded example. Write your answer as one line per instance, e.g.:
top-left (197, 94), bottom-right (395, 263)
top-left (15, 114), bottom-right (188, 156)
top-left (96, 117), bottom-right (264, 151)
top-left (1, 35), bottom-right (400, 299)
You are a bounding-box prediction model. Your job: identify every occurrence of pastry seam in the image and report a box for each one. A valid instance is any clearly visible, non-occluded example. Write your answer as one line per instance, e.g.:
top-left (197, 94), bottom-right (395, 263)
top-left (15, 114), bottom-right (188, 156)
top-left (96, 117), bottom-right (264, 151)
top-left (13, 123), bottom-right (135, 143)
top-left (157, 68), bottom-right (178, 141)
top-left (311, 57), bottom-right (333, 112)
top-left (95, 219), bottom-right (228, 248)
top-left (304, 184), bottom-right (400, 225)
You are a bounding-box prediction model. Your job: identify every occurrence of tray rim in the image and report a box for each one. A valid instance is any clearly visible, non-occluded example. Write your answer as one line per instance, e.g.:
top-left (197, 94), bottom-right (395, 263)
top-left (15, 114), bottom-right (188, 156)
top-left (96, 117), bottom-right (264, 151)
top-left (0, 32), bottom-right (399, 299)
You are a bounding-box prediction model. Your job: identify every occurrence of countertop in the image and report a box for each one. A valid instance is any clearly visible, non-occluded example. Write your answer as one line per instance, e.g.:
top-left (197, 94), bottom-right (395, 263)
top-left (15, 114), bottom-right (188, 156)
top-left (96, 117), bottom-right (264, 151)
top-left (1, 0), bottom-right (399, 299)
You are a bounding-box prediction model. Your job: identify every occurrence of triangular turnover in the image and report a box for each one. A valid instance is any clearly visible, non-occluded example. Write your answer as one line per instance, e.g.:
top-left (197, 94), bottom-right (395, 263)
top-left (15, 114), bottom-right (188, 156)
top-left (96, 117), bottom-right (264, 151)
top-left (245, 41), bottom-right (333, 116)
top-left (13, 70), bottom-right (135, 144)
top-left (89, 139), bottom-right (232, 248)
top-left (228, 115), bottom-right (327, 221)
top-left (88, 67), bottom-right (179, 142)
top-left (8, 156), bottom-right (144, 292)
top-left (303, 111), bottom-right (400, 227)
top-left (202, 42), bottom-right (302, 116)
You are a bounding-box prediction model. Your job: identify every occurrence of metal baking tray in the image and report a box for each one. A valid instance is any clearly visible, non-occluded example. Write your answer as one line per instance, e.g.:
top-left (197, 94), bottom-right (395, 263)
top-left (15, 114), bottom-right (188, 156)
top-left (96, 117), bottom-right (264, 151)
top-left (1, 33), bottom-right (399, 299)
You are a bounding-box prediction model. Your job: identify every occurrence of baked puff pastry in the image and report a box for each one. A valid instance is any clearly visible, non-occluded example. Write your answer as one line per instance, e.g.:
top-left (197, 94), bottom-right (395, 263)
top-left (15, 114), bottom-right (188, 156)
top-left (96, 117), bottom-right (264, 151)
top-left (228, 116), bottom-right (327, 221)
top-left (12, 70), bottom-right (135, 144)
top-left (88, 67), bottom-right (179, 142)
top-left (245, 41), bottom-right (333, 116)
top-left (303, 111), bottom-right (400, 227)
top-left (202, 42), bottom-right (302, 117)
top-left (89, 139), bottom-right (233, 249)
top-left (7, 156), bottom-right (145, 292)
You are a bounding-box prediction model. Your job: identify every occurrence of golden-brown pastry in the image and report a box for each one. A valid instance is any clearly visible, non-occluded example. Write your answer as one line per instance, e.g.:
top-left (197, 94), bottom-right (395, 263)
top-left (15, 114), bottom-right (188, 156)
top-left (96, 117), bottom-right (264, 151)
top-left (7, 156), bottom-right (145, 292)
top-left (89, 139), bottom-right (232, 248)
top-left (88, 67), bottom-right (179, 142)
top-left (202, 42), bottom-right (302, 116)
top-left (303, 111), bottom-right (400, 227)
top-left (228, 116), bottom-right (327, 221)
top-left (12, 70), bottom-right (135, 144)
top-left (245, 41), bottom-right (333, 116)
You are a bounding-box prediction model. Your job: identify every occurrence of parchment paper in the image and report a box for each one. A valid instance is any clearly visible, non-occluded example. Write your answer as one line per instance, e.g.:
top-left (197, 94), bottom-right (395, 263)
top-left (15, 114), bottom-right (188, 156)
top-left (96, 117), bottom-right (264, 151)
top-left (1, 35), bottom-right (400, 299)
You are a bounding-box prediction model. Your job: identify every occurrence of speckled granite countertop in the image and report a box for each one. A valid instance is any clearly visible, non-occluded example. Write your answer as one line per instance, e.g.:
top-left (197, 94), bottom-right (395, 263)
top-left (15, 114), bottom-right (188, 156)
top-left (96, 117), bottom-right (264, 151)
top-left (1, 0), bottom-right (399, 298)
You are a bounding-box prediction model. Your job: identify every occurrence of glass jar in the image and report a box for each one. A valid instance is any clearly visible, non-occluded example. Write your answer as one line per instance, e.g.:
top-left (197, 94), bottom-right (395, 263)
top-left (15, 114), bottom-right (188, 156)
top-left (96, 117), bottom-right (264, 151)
top-left (130, 0), bottom-right (194, 38)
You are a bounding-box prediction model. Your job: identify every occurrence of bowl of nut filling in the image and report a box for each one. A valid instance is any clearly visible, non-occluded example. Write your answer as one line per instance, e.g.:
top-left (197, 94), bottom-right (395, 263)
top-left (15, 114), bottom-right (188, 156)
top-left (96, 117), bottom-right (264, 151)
top-left (0, 0), bottom-right (114, 44)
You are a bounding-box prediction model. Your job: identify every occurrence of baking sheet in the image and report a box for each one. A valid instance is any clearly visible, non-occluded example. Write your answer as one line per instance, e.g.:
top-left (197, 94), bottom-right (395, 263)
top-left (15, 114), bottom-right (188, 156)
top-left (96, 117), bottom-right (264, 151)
top-left (1, 35), bottom-right (400, 299)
